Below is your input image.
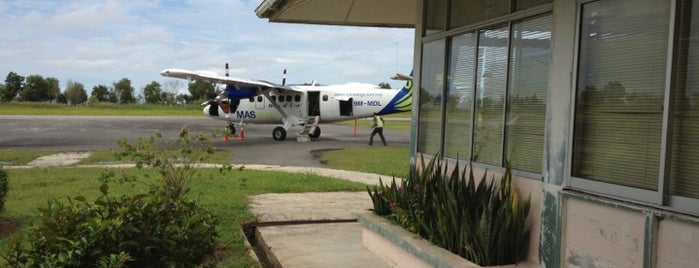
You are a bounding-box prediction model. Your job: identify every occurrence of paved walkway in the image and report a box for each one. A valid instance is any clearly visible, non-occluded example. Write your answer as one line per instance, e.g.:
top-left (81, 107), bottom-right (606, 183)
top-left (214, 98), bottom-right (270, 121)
top-left (250, 191), bottom-right (390, 268)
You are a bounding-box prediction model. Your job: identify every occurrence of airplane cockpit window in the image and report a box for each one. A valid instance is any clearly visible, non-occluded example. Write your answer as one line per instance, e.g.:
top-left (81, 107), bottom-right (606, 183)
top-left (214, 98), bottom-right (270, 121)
top-left (257, 96), bottom-right (263, 102)
top-left (322, 95), bottom-right (328, 101)
top-left (286, 95), bottom-right (292, 102)
top-left (295, 95), bottom-right (301, 102)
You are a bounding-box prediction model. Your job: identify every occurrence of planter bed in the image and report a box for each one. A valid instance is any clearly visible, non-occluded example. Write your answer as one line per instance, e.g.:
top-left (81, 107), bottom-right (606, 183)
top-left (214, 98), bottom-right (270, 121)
top-left (359, 212), bottom-right (536, 268)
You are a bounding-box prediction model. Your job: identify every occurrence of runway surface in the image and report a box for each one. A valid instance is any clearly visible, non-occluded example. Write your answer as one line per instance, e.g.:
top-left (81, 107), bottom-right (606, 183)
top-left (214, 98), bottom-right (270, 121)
top-left (0, 115), bottom-right (410, 168)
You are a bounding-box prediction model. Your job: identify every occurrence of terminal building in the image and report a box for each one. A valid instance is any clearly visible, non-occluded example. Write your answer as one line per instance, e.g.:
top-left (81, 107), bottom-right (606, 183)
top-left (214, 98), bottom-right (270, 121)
top-left (256, 0), bottom-right (699, 267)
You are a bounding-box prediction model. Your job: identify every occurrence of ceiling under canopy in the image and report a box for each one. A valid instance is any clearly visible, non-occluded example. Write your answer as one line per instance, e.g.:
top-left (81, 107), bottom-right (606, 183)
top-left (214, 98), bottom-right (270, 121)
top-left (255, 0), bottom-right (416, 28)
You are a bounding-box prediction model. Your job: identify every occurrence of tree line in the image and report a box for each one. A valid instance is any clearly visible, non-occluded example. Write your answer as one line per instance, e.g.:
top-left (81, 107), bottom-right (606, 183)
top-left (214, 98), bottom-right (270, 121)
top-left (0, 71), bottom-right (218, 105)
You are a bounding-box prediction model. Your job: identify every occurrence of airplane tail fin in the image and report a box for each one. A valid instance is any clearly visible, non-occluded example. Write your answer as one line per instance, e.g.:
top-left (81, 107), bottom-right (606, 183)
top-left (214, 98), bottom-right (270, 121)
top-left (378, 71), bottom-right (413, 114)
top-left (391, 71), bottom-right (413, 112)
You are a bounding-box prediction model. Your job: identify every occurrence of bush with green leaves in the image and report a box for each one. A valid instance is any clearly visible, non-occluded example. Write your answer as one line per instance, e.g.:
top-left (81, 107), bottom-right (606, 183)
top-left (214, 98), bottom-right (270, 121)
top-left (367, 156), bottom-right (531, 266)
top-left (4, 129), bottom-right (225, 267)
top-left (0, 167), bottom-right (7, 214)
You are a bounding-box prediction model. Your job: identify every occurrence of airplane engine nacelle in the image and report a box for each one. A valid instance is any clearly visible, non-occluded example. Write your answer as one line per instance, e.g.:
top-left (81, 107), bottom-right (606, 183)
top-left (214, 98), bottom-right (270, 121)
top-left (203, 103), bottom-right (219, 117)
top-left (225, 85), bottom-right (257, 99)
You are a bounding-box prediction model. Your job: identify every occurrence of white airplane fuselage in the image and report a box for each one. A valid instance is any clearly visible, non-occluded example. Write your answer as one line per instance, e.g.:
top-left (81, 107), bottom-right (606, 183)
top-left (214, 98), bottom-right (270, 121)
top-left (160, 67), bottom-right (412, 140)
top-left (203, 81), bottom-right (412, 127)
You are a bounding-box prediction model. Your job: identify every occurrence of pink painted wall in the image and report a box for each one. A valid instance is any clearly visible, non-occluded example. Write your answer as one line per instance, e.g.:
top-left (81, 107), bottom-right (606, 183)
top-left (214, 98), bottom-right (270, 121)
top-left (563, 198), bottom-right (645, 267)
top-left (656, 219), bottom-right (699, 268)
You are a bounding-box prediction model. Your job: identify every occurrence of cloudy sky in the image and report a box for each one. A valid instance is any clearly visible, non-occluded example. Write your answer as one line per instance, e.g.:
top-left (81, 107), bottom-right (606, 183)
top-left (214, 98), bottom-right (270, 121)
top-left (0, 0), bottom-right (414, 95)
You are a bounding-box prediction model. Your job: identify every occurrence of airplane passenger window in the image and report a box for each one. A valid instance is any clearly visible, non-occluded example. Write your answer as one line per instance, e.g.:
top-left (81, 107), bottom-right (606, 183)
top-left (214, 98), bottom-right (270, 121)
top-left (271, 96), bottom-right (276, 101)
top-left (286, 95), bottom-right (292, 102)
top-left (249, 97), bottom-right (254, 102)
top-left (279, 96), bottom-right (284, 102)
top-left (257, 96), bottom-right (263, 102)
top-left (323, 95), bottom-right (328, 101)
top-left (295, 95), bottom-right (301, 102)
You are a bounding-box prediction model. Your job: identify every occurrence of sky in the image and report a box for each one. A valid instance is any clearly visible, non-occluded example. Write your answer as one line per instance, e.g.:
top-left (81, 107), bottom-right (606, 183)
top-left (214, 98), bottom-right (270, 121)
top-left (0, 0), bottom-right (415, 95)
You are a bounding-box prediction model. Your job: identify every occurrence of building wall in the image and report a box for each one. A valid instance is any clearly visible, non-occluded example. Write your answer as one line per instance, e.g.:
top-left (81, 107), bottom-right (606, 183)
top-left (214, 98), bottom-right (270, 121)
top-left (563, 197), bottom-right (646, 267)
top-left (656, 218), bottom-right (699, 267)
top-left (414, 0), bottom-right (699, 267)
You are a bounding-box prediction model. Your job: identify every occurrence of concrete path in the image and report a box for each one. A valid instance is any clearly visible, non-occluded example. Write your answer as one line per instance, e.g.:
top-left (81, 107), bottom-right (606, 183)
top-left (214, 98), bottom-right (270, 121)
top-left (246, 168), bottom-right (401, 268)
top-left (250, 191), bottom-right (390, 268)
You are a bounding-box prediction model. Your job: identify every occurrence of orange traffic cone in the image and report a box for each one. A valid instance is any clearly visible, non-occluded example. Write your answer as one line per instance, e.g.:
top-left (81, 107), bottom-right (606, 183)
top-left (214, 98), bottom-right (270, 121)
top-left (239, 125), bottom-right (245, 140)
top-left (222, 127), bottom-right (230, 142)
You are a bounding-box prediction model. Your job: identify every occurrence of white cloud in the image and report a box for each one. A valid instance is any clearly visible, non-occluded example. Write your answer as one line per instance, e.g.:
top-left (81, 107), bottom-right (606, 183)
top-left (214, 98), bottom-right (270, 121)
top-left (50, 1), bottom-right (131, 33)
top-left (0, 0), bottom-right (414, 92)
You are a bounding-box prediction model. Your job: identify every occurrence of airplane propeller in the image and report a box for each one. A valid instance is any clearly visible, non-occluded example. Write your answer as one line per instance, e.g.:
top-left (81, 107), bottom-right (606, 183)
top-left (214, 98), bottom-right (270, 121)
top-left (200, 63), bottom-right (231, 107)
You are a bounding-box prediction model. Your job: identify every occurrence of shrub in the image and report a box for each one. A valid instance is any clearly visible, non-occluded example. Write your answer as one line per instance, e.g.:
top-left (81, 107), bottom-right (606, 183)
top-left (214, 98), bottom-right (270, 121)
top-left (367, 156), bottom-right (531, 266)
top-left (4, 129), bottom-right (225, 267)
top-left (0, 167), bottom-right (7, 213)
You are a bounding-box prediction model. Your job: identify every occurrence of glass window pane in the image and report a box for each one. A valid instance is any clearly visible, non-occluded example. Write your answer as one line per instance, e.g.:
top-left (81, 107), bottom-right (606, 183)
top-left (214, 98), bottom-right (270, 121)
top-left (505, 15), bottom-right (551, 173)
top-left (671, 0), bottom-right (699, 199)
top-left (515, 0), bottom-right (551, 11)
top-left (572, 0), bottom-right (670, 190)
top-left (418, 40), bottom-right (446, 155)
top-left (425, 0), bottom-right (447, 35)
top-left (473, 25), bottom-right (509, 165)
top-left (450, 0), bottom-right (510, 29)
top-left (444, 33), bottom-right (477, 160)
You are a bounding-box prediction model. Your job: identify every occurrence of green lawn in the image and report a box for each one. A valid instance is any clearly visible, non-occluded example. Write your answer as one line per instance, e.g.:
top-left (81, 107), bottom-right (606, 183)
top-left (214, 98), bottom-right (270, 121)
top-left (0, 102), bottom-right (201, 116)
top-left (0, 150), bottom-right (59, 165)
top-left (334, 112), bottom-right (413, 131)
top-left (319, 147), bottom-right (410, 179)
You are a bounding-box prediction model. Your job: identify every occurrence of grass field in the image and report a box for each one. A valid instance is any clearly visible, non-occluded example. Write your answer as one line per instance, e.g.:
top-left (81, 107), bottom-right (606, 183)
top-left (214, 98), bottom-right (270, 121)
top-left (0, 150), bottom-right (59, 165)
top-left (319, 147), bottom-right (410, 179)
top-left (0, 102), bottom-right (201, 116)
top-left (334, 116), bottom-right (412, 131)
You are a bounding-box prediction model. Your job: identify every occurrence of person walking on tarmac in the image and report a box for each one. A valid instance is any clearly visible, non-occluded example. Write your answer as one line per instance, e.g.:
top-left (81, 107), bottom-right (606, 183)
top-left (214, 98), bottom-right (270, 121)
top-left (369, 112), bottom-right (387, 146)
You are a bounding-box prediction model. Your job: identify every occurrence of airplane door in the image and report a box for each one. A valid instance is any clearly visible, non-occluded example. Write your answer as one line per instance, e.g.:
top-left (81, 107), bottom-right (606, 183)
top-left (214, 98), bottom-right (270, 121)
top-left (340, 98), bottom-right (353, 116)
top-left (319, 92), bottom-right (338, 119)
top-left (308, 91), bottom-right (320, 116)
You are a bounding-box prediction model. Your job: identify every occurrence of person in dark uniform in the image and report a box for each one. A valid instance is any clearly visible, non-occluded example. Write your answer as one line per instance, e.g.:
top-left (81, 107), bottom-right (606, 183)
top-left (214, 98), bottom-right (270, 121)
top-left (369, 112), bottom-right (387, 146)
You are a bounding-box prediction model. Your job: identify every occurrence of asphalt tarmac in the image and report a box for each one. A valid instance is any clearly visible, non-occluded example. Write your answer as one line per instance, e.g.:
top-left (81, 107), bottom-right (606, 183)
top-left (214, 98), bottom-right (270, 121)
top-left (0, 115), bottom-right (410, 167)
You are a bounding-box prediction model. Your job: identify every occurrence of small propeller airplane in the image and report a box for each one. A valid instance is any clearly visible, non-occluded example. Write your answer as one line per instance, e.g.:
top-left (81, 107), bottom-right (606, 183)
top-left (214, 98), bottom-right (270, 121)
top-left (160, 64), bottom-right (412, 141)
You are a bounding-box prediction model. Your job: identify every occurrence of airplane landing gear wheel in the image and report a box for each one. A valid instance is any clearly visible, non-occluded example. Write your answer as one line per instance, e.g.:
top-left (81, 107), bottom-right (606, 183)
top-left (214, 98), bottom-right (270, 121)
top-left (308, 126), bottom-right (321, 139)
top-left (273, 126), bottom-right (287, 141)
top-left (227, 123), bottom-right (236, 135)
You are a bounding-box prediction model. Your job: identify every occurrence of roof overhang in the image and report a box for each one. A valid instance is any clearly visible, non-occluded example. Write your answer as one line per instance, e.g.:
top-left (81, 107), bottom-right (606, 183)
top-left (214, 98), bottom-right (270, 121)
top-left (255, 0), bottom-right (416, 28)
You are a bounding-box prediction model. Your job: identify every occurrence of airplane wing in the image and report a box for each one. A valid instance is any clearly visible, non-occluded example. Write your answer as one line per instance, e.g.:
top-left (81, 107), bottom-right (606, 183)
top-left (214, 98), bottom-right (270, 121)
top-left (160, 68), bottom-right (297, 92)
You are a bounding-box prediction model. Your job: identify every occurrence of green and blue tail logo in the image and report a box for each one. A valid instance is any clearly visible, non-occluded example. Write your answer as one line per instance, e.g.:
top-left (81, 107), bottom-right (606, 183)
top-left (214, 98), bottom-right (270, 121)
top-left (379, 73), bottom-right (413, 114)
